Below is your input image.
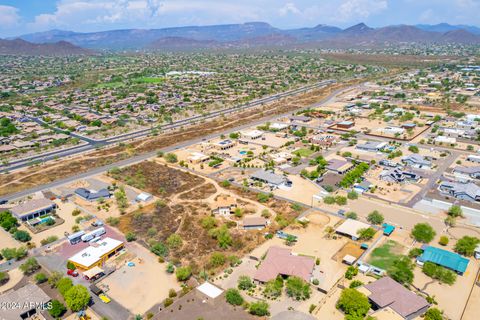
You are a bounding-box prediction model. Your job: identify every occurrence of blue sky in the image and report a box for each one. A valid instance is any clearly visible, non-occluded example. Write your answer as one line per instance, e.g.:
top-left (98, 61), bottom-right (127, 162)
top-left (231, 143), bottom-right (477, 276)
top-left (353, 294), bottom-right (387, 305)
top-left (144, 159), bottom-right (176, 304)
top-left (1, 0), bottom-right (479, 37)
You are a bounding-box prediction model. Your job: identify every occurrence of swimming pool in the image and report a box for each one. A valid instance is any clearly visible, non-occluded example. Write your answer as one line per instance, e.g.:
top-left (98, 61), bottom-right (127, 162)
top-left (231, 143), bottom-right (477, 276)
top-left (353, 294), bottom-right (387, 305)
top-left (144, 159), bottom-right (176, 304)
top-left (239, 150), bottom-right (247, 155)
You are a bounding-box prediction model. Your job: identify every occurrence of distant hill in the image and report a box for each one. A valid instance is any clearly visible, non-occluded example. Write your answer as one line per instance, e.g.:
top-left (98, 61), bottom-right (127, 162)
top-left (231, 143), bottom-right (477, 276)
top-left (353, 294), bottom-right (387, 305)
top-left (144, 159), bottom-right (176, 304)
top-left (0, 39), bottom-right (93, 56)
top-left (14, 21), bottom-right (480, 51)
top-left (416, 23), bottom-right (480, 35)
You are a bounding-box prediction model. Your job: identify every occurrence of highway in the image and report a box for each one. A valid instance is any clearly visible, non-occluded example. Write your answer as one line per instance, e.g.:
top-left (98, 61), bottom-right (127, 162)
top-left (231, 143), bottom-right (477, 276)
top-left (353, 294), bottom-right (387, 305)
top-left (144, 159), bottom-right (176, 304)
top-left (0, 80), bottom-right (335, 173)
top-left (2, 81), bottom-right (354, 201)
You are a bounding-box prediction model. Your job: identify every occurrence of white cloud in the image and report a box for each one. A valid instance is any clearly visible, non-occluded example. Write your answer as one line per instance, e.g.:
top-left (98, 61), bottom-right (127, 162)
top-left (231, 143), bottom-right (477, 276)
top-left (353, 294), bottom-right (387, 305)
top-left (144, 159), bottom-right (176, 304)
top-left (337, 0), bottom-right (388, 22)
top-left (0, 5), bottom-right (21, 29)
top-left (279, 2), bottom-right (301, 16)
top-left (28, 0), bottom-right (261, 31)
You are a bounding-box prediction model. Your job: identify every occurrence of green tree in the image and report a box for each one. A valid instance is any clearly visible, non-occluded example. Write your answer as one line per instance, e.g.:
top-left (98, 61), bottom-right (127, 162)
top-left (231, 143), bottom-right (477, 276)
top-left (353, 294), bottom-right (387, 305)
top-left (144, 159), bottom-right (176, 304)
top-left (200, 216), bottom-right (217, 229)
top-left (422, 262), bottom-right (456, 285)
top-left (35, 272), bottom-right (48, 284)
top-left (447, 205), bottom-right (463, 218)
top-left (286, 276), bottom-right (311, 300)
top-left (64, 285), bottom-right (91, 312)
top-left (48, 300), bottom-right (67, 318)
top-left (367, 210), bottom-right (384, 225)
top-left (345, 266), bottom-right (358, 280)
top-left (263, 277), bottom-right (284, 299)
top-left (336, 288), bottom-right (371, 318)
top-left (335, 196), bottom-right (348, 206)
top-left (13, 230), bottom-right (31, 242)
top-left (408, 145), bottom-right (419, 153)
top-left (249, 301), bottom-right (270, 316)
top-left (345, 212), bottom-right (358, 220)
top-left (166, 234), bottom-right (183, 249)
top-left (19, 257), bottom-right (40, 275)
top-left (48, 271), bottom-right (63, 287)
top-left (388, 256), bottom-right (414, 285)
top-left (454, 236), bottom-right (480, 256)
top-left (439, 236), bottom-right (449, 246)
top-left (238, 275), bottom-right (254, 290)
top-left (424, 307), bottom-right (443, 320)
top-left (411, 223), bottom-right (436, 243)
top-left (57, 277), bottom-right (74, 296)
top-left (209, 252), bottom-right (226, 268)
top-left (347, 191), bottom-right (358, 200)
top-left (164, 153), bottom-right (178, 163)
top-left (150, 241), bottom-right (169, 257)
top-left (225, 288), bottom-right (244, 306)
top-left (357, 228), bottom-right (376, 240)
top-left (175, 266), bottom-right (192, 281)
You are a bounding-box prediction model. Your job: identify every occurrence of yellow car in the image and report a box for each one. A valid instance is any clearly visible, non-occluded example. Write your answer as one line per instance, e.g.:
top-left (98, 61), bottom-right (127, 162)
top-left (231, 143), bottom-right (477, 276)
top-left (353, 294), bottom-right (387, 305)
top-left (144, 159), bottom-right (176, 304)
top-left (99, 294), bottom-right (111, 304)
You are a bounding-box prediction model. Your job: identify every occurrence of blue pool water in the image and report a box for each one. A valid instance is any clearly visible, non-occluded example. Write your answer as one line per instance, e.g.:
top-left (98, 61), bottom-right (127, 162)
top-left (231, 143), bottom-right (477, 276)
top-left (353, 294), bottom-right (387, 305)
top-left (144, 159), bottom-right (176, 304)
top-left (239, 151), bottom-right (247, 155)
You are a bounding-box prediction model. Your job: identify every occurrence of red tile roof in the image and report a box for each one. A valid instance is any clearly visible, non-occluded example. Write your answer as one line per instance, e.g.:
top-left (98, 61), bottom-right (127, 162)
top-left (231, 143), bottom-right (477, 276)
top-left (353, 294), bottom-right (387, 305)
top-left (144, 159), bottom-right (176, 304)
top-left (254, 246), bottom-right (315, 283)
top-left (364, 277), bottom-right (429, 319)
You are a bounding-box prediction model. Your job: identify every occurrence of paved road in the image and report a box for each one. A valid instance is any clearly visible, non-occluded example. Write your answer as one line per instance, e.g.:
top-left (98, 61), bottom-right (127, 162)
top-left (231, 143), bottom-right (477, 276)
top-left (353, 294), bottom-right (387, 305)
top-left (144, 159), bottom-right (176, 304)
top-left (405, 150), bottom-right (459, 207)
top-left (3, 82), bottom-right (354, 201)
top-left (0, 80), bottom-right (335, 173)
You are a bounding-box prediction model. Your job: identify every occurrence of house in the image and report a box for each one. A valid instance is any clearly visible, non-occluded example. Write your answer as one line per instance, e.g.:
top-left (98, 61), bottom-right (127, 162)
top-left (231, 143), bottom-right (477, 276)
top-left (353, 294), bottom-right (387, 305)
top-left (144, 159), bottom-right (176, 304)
top-left (242, 216), bottom-right (268, 230)
top-left (401, 123), bottom-right (417, 130)
top-left (378, 126), bottom-right (404, 135)
top-left (335, 219), bottom-right (371, 240)
top-left (453, 166), bottom-right (480, 180)
top-left (356, 141), bottom-right (388, 152)
top-left (354, 180), bottom-right (374, 193)
top-left (250, 170), bottom-right (290, 188)
top-left (0, 284), bottom-right (51, 319)
top-left (417, 245), bottom-right (469, 275)
top-left (211, 139), bottom-right (236, 150)
top-left (310, 134), bottom-right (337, 147)
top-left (212, 195), bottom-right (237, 215)
top-left (360, 277), bottom-right (429, 320)
top-left (380, 168), bottom-right (421, 183)
top-left (10, 198), bottom-right (57, 221)
top-left (438, 181), bottom-right (480, 202)
top-left (434, 136), bottom-right (456, 144)
top-left (401, 154), bottom-right (432, 169)
top-left (187, 151), bottom-right (210, 164)
top-left (254, 246), bottom-right (315, 283)
top-left (337, 120), bottom-right (355, 129)
top-left (270, 122), bottom-right (289, 131)
top-left (75, 188), bottom-right (111, 201)
top-left (135, 192), bottom-right (153, 202)
top-left (68, 237), bottom-right (125, 270)
top-left (240, 130), bottom-right (263, 140)
top-left (289, 115), bottom-right (311, 123)
top-left (326, 159), bottom-right (354, 174)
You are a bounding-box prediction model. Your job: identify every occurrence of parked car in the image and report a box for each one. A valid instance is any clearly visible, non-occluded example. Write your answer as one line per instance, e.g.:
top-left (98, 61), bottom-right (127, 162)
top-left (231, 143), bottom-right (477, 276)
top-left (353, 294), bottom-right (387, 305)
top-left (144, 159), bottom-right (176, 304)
top-left (91, 220), bottom-right (104, 227)
top-left (67, 269), bottom-right (78, 277)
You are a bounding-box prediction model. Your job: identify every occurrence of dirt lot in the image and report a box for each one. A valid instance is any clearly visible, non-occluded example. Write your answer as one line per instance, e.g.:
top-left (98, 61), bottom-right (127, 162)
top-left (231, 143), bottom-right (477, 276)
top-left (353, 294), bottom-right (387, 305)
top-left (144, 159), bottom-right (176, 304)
top-left (108, 160), bottom-right (205, 198)
top-left (332, 242), bottom-right (365, 262)
top-left (99, 242), bottom-right (180, 315)
top-left (413, 259), bottom-right (480, 320)
top-left (112, 164), bottom-right (296, 274)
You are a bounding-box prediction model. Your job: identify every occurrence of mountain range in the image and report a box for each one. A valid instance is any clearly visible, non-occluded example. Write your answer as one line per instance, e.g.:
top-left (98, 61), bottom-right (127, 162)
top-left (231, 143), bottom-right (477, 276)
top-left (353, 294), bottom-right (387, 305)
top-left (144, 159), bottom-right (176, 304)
top-left (2, 22), bottom-right (480, 54)
top-left (0, 39), bottom-right (92, 56)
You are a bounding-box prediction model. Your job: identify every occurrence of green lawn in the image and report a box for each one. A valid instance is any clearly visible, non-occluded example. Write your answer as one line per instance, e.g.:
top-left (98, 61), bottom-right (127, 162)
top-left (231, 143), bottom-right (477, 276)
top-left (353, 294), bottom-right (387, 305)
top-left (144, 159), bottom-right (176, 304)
top-left (294, 148), bottom-right (314, 157)
top-left (367, 240), bottom-right (404, 270)
top-left (132, 77), bottom-right (165, 84)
